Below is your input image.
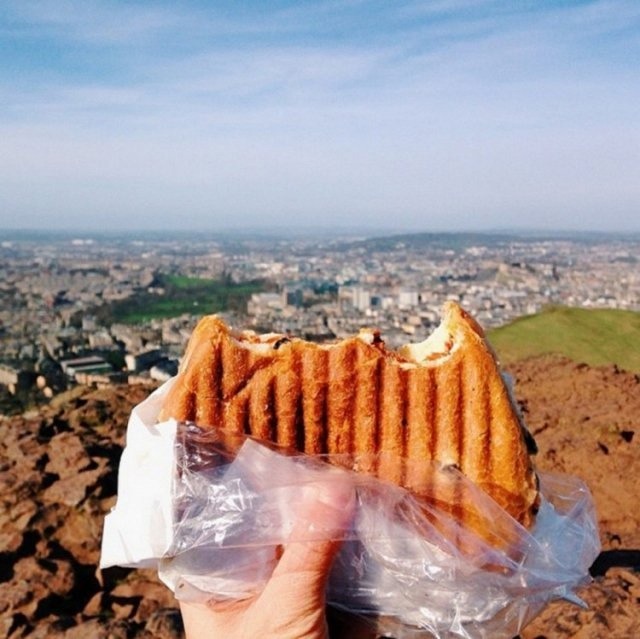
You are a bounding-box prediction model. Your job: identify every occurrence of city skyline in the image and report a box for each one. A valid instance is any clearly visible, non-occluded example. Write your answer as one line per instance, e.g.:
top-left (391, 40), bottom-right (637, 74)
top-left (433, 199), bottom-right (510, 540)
top-left (2, 0), bottom-right (639, 232)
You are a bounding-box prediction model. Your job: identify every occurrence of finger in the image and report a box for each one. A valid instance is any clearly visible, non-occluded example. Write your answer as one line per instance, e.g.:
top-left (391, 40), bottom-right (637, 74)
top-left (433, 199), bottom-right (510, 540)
top-left (265, 480), bottom-right (355, 601)
top-left (180, 595), bottom-right (257, 638)
top-left (180, 600), bottom-right (234, 638)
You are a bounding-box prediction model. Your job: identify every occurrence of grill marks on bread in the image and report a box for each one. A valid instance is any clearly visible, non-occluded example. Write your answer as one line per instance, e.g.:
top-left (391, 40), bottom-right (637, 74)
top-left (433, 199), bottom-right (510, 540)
top-left (353, 344), bottom-right (380, 474)
top-left (405, 366), bottom-right (436, 496)
top-left (274, 350), bottom-right (301, 449)
top-left (327, 342), bottom-right (357, 456)
top-left (378, 359), bottom-right (407, 485)
top-left (300, 346), bottom-right (328, 455)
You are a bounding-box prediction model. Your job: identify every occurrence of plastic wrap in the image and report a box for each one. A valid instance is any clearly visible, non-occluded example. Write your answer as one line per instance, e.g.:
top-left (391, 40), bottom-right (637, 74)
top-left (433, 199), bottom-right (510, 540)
top-left (101, 381), bottom-right (601, 639)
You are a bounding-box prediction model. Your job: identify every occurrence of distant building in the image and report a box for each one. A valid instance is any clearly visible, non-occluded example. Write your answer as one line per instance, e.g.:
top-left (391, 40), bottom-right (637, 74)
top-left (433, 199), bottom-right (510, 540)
top-left (352, 287), bottom-right (371, 312)
top-left (89, 329), bottom-right (115, 349)
top-left (125, 349), bottom-right (165, 373)
top-left (36, 357), bottom-right (67, 393)
top-left (150, 359), bottom-right (179, 382)
top-left (247, 292), bottom-right (285, 315)
top-left (60, 356), bottom-right (113, 380)
top-left (82, 315), bottom-right (98, 332)
top-left (111, 324), bottom-right (145, 352)
top-left (398, 289), bottom-right (420, 309)
top-left (0, 364), bottom-right (36, 394)
top-left (162, 324), bottom-right (188, 345)
top-left (75, 371), bottom-right (127, 387)
top-left (283, 287), bottom-right (304, 308)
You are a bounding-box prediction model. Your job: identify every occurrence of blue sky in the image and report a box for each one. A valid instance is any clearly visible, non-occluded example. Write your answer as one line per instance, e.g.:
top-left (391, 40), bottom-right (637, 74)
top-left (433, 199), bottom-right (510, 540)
top-left (1, 0), bottom-right (639, 233)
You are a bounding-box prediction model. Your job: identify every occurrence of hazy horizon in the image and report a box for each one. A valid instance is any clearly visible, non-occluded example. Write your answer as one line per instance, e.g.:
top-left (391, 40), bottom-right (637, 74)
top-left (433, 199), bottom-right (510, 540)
top-left (3, 225), bottom-right (640, 244)
top-left (2, 1), bottom-right (639, 232)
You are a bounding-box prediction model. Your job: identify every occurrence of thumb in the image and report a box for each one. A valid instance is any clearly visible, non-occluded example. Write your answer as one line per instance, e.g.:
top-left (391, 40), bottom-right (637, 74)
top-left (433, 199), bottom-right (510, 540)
top-left (264, 480), bottom-right (355, 602)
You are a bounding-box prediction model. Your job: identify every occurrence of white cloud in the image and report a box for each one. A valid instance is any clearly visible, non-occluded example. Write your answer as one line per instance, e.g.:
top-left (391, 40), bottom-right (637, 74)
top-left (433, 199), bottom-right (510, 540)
top-left (7, 0), bottom-right (191, 43)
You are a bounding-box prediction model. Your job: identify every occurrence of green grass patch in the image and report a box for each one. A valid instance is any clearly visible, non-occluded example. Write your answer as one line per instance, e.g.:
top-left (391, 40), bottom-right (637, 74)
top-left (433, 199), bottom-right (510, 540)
top-left (488, 306), bottom-right (640, 373)
top-left (99, 274), bottom-right (266, 324)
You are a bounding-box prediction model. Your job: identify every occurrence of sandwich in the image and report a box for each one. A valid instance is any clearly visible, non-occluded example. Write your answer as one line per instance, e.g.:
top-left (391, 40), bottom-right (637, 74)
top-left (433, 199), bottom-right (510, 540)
top-left (159, 302), bottom-right (539, 547)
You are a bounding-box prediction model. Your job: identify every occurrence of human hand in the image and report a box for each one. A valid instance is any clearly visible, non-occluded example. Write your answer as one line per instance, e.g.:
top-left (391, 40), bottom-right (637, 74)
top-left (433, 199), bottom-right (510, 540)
top-left (180, 481), bottom-right (355, 639)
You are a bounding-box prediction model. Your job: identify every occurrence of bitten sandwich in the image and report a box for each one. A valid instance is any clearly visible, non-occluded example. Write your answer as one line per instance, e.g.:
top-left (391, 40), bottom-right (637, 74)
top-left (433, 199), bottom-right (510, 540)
top-left (159, 302), bottom-right (539, 547)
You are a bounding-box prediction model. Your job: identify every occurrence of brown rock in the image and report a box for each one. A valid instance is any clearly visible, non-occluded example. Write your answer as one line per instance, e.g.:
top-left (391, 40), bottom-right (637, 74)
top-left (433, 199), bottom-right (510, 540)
top-left (0, 466), bottom-right (17, 496)
top-left (8, 499), bottom-right (39, 530)
top-left (0, 577), bottom-right (36, 615)
top-left (10, 556), bottom-right (74, 599)
top-left (83, 592), bottom-right (104, 617)
top-left (62, 618), bottom-right (123, 638)
top-left (110, 583), bottom-right (137, 598)
top-left (12, 556), bottom-right (47, 585)
top-left (109, 572), bottom-right (177, 624)
top-left (26, 624), bottom-right (67, 639)
top-left (3, 613), bottom-right (33, 638)
top-left (0, 528), bottom-right (22, 554)
top-left (112, 601), bottom-right (136, 620)
top-left (42, 464), bottom-right (106, 507)
top-left (16, 431), bottom-right (44, 462)
top-left (522, 568), bottom-right (640, 639)
top-left (44, 433), bottom-right (92, 478)
top-left (112, 576), bottom-right (172, 603)
top-left (0, 616), bottom-right (14, 637)
top-left (4, 469), bottom-right (43, 505)
top-left (56, 508), bottom-right (102, 565)
top-left (100, 495), bottom-right (117, 512)
top-left (48, 559), bottom-right (76, 596)
top-left (42, 476), bottom-right (88, 508)
top-left (144, 608), bottom-right (184, 638)
top-left (135, 596), bottom-right (171, 625)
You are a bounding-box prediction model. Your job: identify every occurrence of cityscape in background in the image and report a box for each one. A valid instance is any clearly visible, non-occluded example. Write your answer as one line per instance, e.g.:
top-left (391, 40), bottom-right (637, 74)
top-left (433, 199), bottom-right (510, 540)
top-left (1, 229), bottom-right (639, 407)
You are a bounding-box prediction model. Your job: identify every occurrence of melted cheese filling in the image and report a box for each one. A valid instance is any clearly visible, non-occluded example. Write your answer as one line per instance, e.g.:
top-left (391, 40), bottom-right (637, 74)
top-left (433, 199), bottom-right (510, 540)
top-left (232, 322), bottom-right (457, 366)
top-left (398, 323), bottom-right (456, 366)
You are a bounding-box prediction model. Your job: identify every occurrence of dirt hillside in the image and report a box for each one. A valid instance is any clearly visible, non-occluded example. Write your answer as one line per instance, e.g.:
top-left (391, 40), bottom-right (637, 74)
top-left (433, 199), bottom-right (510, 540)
top-left (507, 356), bottom-right (640, 639)
top-left (0, 384), bottom-right (182, 639)
top-left (0, 356), bottom-right (638, 638)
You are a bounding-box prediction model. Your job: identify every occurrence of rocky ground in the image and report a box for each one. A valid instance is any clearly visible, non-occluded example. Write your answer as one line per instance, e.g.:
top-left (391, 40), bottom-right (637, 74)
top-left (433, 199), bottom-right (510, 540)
top-left (0, 384), bottom-right (182, 639)
top-left (510, 357), bottom-right (640, 639)
top-left (0, 356), bottom-right (638, 638)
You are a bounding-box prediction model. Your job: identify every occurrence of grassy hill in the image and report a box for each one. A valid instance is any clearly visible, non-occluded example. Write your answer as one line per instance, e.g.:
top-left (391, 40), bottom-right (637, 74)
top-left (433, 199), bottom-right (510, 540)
top-left (488, 306), bottom-right (640, 374)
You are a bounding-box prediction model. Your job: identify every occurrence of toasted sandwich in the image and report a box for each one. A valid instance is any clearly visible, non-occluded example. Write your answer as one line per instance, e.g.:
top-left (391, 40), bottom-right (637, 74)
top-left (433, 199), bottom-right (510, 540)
top-left (159, 302), bottom-right (539, 546)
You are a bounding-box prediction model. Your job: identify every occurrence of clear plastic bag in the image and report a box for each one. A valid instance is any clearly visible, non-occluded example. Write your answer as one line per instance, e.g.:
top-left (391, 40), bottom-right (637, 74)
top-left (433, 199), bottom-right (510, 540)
top-left (101, 382), bottom-right (601, 639)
